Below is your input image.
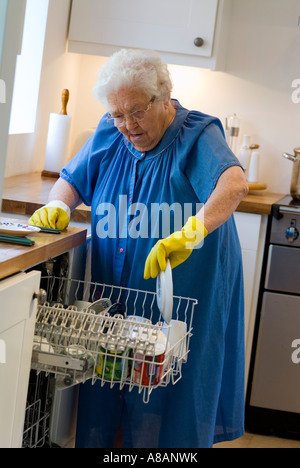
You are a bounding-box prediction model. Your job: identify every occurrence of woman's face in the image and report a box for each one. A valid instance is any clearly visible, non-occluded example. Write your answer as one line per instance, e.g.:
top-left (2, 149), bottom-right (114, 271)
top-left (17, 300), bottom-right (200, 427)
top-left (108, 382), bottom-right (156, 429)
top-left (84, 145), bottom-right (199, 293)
top-left (107, 88), bottom-right (171, 152)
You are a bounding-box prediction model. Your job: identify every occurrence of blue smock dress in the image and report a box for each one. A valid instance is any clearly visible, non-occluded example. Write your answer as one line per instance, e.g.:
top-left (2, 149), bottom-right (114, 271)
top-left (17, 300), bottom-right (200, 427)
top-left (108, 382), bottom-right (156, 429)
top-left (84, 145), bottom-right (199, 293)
top-left (61, 101), bottom-right (245, 448)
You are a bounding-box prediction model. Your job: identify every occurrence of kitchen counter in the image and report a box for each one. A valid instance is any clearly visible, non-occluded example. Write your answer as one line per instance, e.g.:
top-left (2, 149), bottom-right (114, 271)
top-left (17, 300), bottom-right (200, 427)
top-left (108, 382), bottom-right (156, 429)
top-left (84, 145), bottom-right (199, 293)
top-left (236, 192), bottom-right (285, 215)
top-left (0, 221), bottom-right (87, 280)
top-left (2, 173), bottom-right (91, 223)
top-left (2, 172), bottom-right (285, 219)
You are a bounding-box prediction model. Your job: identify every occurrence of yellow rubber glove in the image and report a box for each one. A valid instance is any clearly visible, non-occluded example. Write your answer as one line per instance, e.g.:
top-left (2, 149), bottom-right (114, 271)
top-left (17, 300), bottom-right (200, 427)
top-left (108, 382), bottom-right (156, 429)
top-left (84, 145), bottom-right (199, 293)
top-left (144, 216), bottom-right (208, 279)
top-left (29, 201), bottom-right (70, 230)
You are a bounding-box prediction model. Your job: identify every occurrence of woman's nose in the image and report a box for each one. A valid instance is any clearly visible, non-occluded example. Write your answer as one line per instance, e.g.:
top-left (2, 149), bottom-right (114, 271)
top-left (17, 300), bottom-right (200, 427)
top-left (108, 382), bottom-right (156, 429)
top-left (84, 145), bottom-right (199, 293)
top-left (125, 117), bottom-right (139, 130)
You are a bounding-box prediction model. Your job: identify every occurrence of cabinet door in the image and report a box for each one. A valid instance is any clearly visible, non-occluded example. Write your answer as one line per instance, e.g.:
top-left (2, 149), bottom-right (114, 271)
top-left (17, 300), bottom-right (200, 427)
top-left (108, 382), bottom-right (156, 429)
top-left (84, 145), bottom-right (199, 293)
top-left (233, 212), bottom-right (268, 390)
top-left (234, 212), bottom-right (262, 330)
top-left (0, 271), bottom-right (41, 448)
top-left (69, 0), bottom-right (218, 58)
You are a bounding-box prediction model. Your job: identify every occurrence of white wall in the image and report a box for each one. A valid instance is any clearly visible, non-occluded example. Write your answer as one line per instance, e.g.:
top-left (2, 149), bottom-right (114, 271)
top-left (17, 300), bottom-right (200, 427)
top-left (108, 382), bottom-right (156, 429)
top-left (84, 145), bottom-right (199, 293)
top-left (5, 0), bottom-right (300, 195)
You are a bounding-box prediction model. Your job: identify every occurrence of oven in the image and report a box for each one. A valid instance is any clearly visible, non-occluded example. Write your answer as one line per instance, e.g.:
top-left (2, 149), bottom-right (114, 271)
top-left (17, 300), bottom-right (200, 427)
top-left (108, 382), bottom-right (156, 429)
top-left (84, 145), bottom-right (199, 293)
top-left (246, 196), bottom-right (300, 438)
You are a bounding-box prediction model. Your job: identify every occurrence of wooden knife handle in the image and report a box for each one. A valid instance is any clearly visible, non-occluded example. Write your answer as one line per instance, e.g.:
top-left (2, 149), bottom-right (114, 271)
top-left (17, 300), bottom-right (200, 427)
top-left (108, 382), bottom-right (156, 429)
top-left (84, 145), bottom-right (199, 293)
top-left (60, 89), bottom-right (69, 115)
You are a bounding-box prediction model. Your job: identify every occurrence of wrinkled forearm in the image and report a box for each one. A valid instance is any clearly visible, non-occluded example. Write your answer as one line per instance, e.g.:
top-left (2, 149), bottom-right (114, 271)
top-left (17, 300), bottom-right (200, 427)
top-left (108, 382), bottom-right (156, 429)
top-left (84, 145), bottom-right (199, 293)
top-left (48, 177), bottom-right (82, 212)
top-left (196, 165), bottom-right (248, 234)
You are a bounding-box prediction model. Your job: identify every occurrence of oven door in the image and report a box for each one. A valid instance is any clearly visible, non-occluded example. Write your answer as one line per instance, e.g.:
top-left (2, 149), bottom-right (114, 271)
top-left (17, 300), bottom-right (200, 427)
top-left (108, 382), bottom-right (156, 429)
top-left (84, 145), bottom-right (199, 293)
top-left (265, 245), bottom-right (300, 294)
top-left (250, 292), bottom-right (300, 413)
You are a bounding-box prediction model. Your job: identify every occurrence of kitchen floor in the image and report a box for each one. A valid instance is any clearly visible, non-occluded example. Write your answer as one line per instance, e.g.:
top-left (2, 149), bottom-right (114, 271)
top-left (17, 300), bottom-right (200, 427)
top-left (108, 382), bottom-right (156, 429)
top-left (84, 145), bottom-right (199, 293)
top-left (214, 432), bottom-right (300, 449)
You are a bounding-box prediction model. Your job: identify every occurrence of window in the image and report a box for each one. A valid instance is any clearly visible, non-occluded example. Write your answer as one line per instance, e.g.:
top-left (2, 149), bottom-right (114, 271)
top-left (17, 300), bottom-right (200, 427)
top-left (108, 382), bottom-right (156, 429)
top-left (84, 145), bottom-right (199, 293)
top-left (9, 0), bottom-right (49, 134)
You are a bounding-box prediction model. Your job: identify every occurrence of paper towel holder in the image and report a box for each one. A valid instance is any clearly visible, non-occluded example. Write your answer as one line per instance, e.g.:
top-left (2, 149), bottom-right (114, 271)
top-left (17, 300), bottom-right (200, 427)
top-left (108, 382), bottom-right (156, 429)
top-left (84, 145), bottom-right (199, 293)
top-left (42, 89), bottom-right (71, 179)
top-left (60, 89), bottom-right (69, 116)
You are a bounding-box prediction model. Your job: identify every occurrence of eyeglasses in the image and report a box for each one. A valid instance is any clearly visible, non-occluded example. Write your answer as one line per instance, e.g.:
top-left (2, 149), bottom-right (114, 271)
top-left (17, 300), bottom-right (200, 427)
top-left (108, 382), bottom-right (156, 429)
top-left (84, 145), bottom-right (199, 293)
top-left (107, 97), bottom-right (155, 127)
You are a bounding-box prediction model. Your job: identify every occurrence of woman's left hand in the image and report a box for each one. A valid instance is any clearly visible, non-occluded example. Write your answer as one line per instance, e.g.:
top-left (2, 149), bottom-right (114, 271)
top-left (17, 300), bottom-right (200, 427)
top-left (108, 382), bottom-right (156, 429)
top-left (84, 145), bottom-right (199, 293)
top-left (144, 216), bottom-right (208, 279)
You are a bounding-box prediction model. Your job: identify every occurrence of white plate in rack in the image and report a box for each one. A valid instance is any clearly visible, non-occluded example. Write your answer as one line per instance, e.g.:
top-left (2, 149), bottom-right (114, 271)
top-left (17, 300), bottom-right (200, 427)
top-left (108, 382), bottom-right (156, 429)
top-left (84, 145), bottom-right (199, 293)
top-left (0, 219), bottom-right (41, 237)
top-left (156, 260), bottom-right (173, 324)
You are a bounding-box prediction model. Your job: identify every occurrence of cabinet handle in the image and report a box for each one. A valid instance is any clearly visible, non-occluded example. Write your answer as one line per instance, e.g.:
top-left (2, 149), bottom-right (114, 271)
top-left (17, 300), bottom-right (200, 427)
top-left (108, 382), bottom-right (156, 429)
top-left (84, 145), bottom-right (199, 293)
top-left (194, 37), bottom-right (204, 47)
top-left (0, 339), bottom-right (6, 364)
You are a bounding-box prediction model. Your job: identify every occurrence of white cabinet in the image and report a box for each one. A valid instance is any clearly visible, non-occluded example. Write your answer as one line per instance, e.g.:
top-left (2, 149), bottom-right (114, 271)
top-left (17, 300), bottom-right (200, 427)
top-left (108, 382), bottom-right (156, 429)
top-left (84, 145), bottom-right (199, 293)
top-left (68, 0), bottom-right (232, 70)
top-left (234, 212), bottom-right (268, 387)
top-left (0, 271), bottom-right (41, 448)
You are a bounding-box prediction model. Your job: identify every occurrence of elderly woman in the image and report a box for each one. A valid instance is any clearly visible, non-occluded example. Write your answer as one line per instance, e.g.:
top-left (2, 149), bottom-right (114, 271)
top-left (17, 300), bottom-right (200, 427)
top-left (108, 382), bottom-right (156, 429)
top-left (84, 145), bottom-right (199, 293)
top-left (30, 49), bottom-right (248, 448)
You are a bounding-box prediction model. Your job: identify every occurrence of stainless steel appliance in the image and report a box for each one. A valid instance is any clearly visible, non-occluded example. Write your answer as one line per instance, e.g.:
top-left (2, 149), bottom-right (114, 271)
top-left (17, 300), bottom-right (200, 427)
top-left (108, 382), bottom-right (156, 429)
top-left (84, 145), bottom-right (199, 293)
top-left (282, 148), bottom-right (300, 201)
top-left (246, 196), bottom-right (300, 438)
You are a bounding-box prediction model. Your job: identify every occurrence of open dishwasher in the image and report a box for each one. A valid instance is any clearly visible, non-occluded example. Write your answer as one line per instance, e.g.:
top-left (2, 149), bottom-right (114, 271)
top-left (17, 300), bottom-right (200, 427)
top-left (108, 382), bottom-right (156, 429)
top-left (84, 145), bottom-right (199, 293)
top-left (23, 265), bottom-right (197, 448)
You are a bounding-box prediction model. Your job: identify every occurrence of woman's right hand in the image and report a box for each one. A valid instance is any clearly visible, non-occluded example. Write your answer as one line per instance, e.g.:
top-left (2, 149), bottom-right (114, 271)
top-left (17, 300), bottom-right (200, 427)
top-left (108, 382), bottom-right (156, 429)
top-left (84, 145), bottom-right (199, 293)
top-left (29, 200), bottom-right (70, 230)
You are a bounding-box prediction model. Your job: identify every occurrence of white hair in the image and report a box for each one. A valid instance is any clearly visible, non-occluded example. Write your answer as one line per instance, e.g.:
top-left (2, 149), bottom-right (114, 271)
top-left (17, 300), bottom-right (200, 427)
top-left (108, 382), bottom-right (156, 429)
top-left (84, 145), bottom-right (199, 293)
top-left (93, 49), bottom-right (173, 109)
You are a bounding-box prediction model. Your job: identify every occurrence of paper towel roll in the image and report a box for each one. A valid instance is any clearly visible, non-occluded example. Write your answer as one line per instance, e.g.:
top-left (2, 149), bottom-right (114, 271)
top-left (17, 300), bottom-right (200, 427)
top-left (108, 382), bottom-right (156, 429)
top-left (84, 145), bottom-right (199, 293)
top-left (43, 113), bottom-right (72, 174)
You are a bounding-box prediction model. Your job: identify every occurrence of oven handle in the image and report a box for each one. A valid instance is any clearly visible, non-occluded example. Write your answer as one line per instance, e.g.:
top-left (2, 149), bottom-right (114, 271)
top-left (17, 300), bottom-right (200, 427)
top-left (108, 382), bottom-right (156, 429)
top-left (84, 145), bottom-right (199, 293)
top-left (273, 205), bottom-right (300, 220)
top-left (278, 206), bottom-right (300, 215)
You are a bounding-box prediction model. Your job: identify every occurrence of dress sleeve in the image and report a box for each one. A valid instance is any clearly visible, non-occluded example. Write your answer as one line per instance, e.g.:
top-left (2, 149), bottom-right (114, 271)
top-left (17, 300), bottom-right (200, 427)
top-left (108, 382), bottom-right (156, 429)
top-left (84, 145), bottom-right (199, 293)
top-left (60, 115), bottom-right (121, 206)
top-left (185, 119), bottom-right (243, 203)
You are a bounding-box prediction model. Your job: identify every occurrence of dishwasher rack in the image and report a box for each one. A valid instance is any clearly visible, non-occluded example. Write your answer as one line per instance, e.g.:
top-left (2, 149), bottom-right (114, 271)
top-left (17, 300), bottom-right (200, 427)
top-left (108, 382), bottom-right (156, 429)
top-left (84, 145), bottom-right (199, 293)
top-left (23, 371), bottom-right (52, 448)
top-left (31, 276), bottom-right (197, 403)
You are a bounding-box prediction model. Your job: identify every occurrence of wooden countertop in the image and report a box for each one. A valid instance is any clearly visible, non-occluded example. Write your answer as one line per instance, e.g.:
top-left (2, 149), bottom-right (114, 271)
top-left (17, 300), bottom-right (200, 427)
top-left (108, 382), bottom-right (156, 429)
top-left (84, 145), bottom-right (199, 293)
top-left (235, 192), bottom-right (285, 215)
top-left (0, 220), bottom-right (87, 280)
top-left (1, 172), bottom-right (285, 218)
top-left (2, 173), bottom-right (91, 223)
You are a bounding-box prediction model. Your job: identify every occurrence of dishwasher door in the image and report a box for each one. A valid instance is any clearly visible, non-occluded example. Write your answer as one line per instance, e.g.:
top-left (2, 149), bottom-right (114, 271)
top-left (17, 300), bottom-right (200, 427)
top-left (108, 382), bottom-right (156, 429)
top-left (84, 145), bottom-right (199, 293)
top-left (250, 292), bottom-right (300, 413)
